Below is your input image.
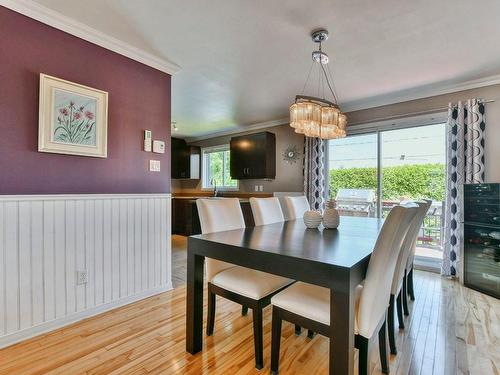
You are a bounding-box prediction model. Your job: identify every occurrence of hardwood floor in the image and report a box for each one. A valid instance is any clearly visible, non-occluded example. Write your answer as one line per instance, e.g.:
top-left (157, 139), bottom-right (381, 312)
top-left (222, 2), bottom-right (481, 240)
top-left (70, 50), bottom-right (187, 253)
top-left (0, 271), bottom-right (498, 374)
top-left (172, 235), bottom-right (187, 288)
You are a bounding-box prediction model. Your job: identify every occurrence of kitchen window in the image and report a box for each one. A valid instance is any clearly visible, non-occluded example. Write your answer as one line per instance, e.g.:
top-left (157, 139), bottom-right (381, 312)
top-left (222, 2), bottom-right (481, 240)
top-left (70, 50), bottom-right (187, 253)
top-left (201, 145), bottom-right (238, 190)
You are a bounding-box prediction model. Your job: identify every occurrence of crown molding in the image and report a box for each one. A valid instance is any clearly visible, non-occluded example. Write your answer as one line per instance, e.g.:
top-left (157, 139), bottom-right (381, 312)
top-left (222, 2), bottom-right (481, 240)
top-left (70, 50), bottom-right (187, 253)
top-left (185, 118), bottom-right (290, 143)
top-left (342, 73), bottom-right (500, 112)
top-left (0, 0), bottom-right (180, 75)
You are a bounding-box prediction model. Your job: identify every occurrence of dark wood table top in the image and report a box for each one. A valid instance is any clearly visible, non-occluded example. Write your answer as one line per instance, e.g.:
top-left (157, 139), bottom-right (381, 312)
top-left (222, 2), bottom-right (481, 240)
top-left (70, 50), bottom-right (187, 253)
top-left (190, 216), bottom-right (384, 269)
top-left (187, 216), bottom-right (386, 375)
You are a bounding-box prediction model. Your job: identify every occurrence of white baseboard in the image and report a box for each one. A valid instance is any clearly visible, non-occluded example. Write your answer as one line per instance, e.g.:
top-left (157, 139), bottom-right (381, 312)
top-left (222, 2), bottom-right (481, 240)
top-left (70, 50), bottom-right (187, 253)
top-left (0, 283), bottom-right (173, 349)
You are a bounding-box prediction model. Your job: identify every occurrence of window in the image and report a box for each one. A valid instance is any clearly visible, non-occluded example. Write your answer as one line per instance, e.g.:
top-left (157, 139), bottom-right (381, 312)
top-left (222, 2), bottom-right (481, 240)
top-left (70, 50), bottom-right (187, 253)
top-left (201, 145), bottom-right (238, 190)
top-left (328, 122), bottom-right (446, 270)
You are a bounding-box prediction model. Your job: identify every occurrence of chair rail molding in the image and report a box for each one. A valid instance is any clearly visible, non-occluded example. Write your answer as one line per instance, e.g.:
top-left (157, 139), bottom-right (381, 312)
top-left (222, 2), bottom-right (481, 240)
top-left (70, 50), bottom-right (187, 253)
top-left (0, 0), bottom-right (180, 75)
top-left (0, 193), bottom-right (172, 348)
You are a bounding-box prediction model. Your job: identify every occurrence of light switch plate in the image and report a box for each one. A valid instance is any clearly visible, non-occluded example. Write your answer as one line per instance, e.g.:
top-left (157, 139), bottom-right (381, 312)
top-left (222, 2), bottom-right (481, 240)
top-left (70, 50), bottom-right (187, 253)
top-left (144, 139), bottom-right (152, 152)
top-left (153, 140), bottom-right (165, 153)
top-left (144, 130), bottom-right (152, 140)
top-left (149, 160), bottom-right (161, 172)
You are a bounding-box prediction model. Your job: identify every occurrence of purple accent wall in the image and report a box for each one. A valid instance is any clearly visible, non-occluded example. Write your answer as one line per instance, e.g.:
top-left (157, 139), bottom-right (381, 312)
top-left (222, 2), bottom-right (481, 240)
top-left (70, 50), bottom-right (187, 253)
top-left (0, 6), bottom-right (171, 194)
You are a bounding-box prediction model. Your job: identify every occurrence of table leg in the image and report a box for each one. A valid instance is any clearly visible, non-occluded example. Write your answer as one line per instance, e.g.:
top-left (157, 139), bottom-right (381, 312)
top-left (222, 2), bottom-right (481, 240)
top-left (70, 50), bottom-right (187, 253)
top-left (186, 249), bottom-right (204, 354)
top-left (330, 288), bottom-right (355, 375)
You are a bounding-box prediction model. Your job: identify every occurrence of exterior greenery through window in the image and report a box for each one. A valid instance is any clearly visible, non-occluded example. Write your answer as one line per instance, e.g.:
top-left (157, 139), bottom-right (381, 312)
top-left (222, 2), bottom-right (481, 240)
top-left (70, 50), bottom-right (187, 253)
top-left (202, 146), bottom-right (238, 190)
top-left (329, 164), bottom-right (445, 201)
top-left (329, 125), bottom-right (446, 202)
top-left (329, 124), bottom-right (446, 252)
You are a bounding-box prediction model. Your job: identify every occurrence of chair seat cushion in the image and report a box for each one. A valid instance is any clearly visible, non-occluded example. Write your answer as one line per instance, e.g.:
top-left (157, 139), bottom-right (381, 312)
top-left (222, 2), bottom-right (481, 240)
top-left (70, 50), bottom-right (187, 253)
top-left (271, 282), bottom-right (363, 332)
top-left (211, 267), bottom-right (294, 300)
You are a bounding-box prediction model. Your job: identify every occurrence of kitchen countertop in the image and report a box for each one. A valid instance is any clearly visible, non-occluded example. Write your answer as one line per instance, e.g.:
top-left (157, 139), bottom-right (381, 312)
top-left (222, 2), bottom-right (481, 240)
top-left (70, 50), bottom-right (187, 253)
top-left (172, 196), bottom-right (250, 202)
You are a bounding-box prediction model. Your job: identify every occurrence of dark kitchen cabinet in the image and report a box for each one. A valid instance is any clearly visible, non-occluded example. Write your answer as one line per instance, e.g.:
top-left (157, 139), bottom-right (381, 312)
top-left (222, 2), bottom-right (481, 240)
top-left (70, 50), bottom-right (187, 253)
top-left (171, 138), bottom-right (200, 179)
top-left (172, 199), bottom-right (201, 236)
top-left (172, 198), bottom-right (255, 236)
top-left (230, 132), bottom-right (276, 179)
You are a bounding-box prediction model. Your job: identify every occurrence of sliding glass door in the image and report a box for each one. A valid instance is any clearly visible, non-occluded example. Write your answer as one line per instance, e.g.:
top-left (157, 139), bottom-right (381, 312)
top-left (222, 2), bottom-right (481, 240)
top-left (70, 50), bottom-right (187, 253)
top-left (380, 124), bottom-right (446, 264)
top-left (328, 123), bottom-right (446, 266)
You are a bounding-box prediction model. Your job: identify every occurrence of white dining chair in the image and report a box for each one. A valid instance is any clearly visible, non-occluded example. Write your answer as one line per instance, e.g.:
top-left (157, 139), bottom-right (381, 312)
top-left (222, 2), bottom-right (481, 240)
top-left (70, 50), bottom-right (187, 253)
top-left (387, 200), bottom-right (430, 355)
top-left (405, 199), bottom-right (432, 303)
top-left (283, 195), bottom-right (310, 220)
top-left (196, 198), bottom-right (293, 369)
top-left (269, 204), bottom-right (418, 375)
top-left (249, 197), bottom-right (285, 226)
top-left (249, 197), bottom-right (312, 336)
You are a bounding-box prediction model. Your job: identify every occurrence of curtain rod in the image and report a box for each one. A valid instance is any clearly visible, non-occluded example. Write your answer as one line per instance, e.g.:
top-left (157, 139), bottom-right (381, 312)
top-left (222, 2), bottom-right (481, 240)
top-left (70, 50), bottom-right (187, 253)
top-left (349, 99), bottom-right (495, 127)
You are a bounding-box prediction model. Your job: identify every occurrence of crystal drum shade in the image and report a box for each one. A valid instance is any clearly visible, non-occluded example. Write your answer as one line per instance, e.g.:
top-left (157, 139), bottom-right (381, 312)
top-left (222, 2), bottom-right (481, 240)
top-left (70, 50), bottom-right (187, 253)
top-left (290, 100), bottom-right (346, 139)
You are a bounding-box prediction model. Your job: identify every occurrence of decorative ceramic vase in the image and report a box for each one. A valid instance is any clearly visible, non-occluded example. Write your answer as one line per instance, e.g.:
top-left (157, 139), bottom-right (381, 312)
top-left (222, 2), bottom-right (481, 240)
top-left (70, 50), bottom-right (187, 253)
top-left (323, 200), bottom-right (340, 229)
top-left (303, 210), bottom-right (322, 229)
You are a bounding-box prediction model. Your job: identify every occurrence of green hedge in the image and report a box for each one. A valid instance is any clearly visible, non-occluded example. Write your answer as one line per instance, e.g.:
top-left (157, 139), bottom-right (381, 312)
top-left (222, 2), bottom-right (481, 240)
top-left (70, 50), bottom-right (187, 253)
top-left (329, 164), bottom-right (445, 201)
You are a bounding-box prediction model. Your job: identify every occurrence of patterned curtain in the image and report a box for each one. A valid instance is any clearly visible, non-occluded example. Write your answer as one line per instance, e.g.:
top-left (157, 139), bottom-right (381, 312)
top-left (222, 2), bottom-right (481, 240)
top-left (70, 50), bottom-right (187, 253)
top-left (304, 137), bottom-right (327, 211)
top-left (442, 99), bottom-right (486, 277)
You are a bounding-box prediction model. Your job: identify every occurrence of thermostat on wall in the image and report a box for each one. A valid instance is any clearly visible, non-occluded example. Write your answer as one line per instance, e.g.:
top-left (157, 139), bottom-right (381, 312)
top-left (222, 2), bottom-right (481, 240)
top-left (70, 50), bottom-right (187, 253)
top-left (153, 140), bottom-right (165, 153)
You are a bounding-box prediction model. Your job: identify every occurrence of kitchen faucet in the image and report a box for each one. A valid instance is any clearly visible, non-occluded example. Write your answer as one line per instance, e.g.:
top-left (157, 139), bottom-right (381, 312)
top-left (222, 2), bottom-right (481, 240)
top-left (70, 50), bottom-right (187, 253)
top-left (211, 178), bottom-right (218, 197)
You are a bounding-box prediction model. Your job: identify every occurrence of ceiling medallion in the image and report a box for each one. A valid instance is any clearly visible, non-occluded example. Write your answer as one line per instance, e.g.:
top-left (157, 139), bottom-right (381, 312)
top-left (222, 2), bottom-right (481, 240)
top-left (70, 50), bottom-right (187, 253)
top-left (290, 29), bottom-right (347, 140)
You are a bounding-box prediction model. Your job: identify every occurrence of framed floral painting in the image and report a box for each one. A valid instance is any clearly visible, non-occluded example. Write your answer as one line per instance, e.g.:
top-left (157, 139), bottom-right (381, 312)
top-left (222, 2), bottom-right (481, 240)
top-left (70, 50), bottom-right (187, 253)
top-left (38, 73), bottom-right (108, 158)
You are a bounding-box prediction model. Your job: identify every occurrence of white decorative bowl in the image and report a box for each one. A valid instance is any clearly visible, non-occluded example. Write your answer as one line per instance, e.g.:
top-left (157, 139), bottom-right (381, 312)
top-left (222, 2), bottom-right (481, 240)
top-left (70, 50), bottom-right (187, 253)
top-left (303, 210), bottom-right (323, 229)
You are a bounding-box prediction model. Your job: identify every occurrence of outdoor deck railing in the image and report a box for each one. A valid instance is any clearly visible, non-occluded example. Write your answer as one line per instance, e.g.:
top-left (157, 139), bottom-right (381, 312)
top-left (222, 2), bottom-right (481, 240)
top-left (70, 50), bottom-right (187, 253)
top-left (382, 200), bottom-right (444, 249)
top-left (337, 200), bottom-right (444, 250)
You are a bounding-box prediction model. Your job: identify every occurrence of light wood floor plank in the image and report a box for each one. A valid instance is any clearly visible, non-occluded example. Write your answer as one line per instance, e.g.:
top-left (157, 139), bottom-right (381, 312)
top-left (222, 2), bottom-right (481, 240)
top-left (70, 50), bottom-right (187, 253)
top-left (1, 271), bottom-right (499, 374)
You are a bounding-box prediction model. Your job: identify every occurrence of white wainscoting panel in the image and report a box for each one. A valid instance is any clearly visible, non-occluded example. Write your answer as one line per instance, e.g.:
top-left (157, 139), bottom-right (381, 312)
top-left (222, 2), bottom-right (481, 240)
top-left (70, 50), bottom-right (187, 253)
top-left (0, 193), bottom-right (172, 348)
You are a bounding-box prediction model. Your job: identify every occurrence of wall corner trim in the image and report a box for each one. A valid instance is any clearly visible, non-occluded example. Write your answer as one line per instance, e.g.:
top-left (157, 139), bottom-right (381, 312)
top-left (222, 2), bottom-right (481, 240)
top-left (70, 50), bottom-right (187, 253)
top-left (0, 0), bottom-right (180, 75)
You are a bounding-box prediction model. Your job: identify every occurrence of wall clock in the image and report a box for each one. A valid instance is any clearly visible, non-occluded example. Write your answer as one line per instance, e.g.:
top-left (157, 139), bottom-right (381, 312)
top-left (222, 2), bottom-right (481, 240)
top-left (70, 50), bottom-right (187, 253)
top-left (283, 144), bottom-right (301, 164)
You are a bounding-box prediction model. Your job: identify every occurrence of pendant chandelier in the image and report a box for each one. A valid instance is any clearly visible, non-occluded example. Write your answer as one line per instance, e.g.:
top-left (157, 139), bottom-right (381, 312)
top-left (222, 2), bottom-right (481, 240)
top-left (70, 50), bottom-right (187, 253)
top-left (290, 29), bottom-right (347, 140)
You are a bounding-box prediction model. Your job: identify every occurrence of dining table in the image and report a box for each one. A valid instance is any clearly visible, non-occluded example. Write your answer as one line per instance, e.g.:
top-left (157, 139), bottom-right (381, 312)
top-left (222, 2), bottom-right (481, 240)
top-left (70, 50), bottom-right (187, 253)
top-left (185, 216), bottom-right (384, 375)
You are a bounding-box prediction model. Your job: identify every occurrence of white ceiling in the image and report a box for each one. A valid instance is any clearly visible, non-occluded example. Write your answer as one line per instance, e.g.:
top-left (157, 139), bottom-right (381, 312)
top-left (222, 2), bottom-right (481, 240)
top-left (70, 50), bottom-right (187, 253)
top-left (29, 0), bottom-right (500, 138)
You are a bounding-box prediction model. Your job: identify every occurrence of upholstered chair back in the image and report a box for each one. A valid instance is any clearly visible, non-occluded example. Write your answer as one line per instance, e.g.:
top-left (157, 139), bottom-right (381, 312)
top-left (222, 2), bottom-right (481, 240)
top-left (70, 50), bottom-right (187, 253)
top-left (249, 197), bottom-right (285, 226)
top-left (196, 198), bottom-right (246, 281)
top-left (283, 196), bottom-right (310, 220)
top-left (357, 204), bottom-right (418, 338)
top-left (391, 201), bottom-right (431, 294)
top-left (405, 199), bottom-right (433, 271)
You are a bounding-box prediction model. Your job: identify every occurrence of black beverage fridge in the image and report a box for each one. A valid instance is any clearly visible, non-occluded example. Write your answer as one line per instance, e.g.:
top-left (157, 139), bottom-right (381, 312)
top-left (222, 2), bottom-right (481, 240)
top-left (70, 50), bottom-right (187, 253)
top-left (464, 183), bottom-right (500, 298)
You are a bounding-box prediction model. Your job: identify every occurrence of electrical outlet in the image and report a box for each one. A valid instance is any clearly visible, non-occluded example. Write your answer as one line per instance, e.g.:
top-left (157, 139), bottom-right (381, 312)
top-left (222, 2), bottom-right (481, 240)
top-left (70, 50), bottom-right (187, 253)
top-left (255, 185), bottom-right (259, 192)
top-left (259, 185), bottom-right (264, 192)
top-left (77, 270), bottom-right (88, 285)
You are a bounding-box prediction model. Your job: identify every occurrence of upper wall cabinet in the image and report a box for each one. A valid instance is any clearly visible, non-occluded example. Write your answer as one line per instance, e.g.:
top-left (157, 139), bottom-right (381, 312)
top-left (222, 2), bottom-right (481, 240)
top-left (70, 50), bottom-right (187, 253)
top-left (230, 132), bottom-right (276, 180)
top-left (171, 138), bottom-right (200, 179)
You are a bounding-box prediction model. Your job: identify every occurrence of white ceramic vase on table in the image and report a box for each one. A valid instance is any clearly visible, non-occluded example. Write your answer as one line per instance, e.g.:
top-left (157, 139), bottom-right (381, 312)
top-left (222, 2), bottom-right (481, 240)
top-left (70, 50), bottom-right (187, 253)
top-left (303, 210), bottom-right (322, 229)
top-left (323, 200), bottom-right (340, 229)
